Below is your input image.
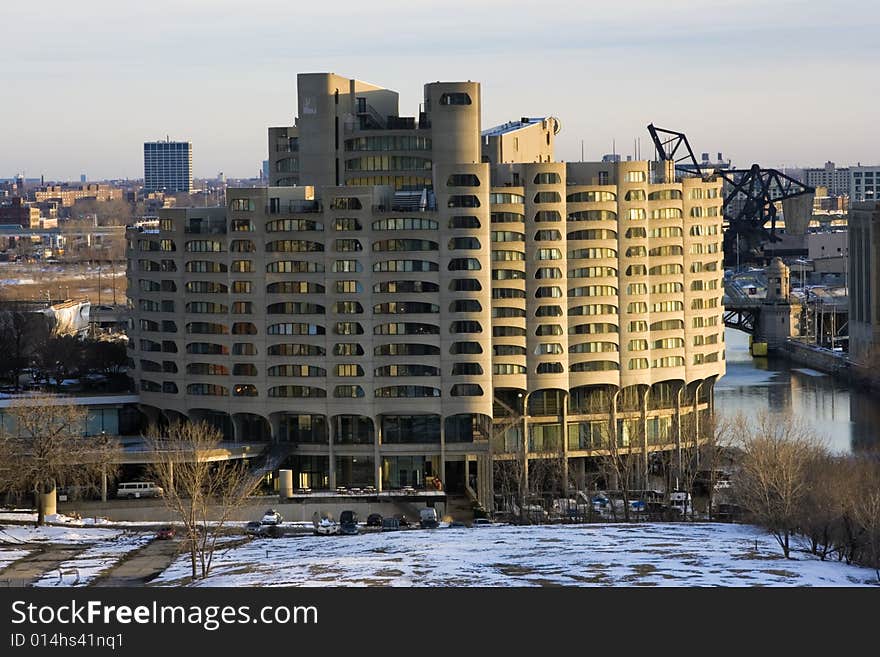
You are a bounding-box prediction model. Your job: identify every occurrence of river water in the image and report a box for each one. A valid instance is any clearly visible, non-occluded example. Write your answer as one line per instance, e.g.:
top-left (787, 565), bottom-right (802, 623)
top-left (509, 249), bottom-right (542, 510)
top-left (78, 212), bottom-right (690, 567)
top-left (714, 329), bottom-right (880, 454)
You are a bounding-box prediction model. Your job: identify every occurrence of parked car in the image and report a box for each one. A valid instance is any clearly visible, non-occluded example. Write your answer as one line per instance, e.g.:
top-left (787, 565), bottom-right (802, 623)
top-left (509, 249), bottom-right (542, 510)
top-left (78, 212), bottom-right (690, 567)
top-left (155, 526), bottom-right (175, 540)
top-left (419, 507), bottom-right (439, 529)
top-left (313, 512), bottom-right (339, 535)
top-left (471, 518), bottom-right (494, 528)
top-left (245, 521), bottom-right (264, 536)
top-left (261, 509), bottom-right (283, 525)
top-left (339, 510), bottom-right (359, 535)
top-left (448, 521), bottom-right (467, 528)
top-left (116, 481), bottom-right (164, 499)
top-left (394, 514), bottom-right (410, 527)
top-left (366, 513), bottom-right (383, 527)
top-left (264, 525), bottom-right (284, 538)
top-left (381, 517), bottom-right (400, 532)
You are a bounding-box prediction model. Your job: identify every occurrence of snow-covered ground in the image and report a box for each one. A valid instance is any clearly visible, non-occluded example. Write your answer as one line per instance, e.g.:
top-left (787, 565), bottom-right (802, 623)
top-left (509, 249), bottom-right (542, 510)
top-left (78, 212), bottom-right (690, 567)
top-left (33, 533), bottom-right (152, 587)
top-left (153, 523), bottom-right (877, 587)
top-left (0, 522), bottom-right (125, 545)
top-left (0, 548), bottom-right (32, 571)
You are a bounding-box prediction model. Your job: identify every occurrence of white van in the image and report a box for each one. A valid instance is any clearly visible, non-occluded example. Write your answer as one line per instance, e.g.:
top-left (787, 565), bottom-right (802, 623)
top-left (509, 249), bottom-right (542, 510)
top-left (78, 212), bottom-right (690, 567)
top-left (116, 482), bottom-right (164, 499)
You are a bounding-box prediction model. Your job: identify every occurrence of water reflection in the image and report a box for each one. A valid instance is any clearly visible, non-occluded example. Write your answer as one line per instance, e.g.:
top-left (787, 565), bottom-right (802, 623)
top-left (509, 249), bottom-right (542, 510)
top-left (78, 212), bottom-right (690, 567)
top-left (715, 329), bottom-right (879, 454)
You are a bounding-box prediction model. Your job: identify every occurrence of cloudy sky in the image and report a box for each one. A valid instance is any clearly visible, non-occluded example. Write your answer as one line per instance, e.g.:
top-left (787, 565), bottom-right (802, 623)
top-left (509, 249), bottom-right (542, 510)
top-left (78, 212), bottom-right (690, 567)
top-left (1, 0), bottom-right (877, 181)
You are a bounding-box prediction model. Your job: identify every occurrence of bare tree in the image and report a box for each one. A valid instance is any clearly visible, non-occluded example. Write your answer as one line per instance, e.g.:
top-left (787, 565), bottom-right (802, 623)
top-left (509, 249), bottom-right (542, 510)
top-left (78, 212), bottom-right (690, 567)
top-left (0, 309), bottom-right (51, 390)
top-left (594, 401), bottom-right (656, 524)
top-left (0, 396), bottom-right (120, 524)
top-left (732, 412), bottom-right (825, 558)
top-left (493, 458), bottom-right (524, 519)
top-left (677, 412), bottom-right (735, 520)
top-left (147, 421), bottom-right (262, 581)
top-left (849, 456), bottom-right (880, 581)
top-left (797, 452), bottom-right (846, 560)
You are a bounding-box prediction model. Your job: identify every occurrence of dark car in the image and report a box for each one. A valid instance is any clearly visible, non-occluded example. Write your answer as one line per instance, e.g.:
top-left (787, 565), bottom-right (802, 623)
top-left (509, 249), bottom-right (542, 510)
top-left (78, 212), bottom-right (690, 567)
top-left (381, 517), bottom-right (400, 532)
top-left (366, 513), bottom-right (383, 527)
top-left (339, 510), bottom-right (359, 535)
top-left (156, 526), bottom-right (175, 540)
top-left (245, 521), bottom-right (264, 536)
top-left (394, 514), bottom-right (410, 527)
top-left (264, 524), bottom-right (284, 538)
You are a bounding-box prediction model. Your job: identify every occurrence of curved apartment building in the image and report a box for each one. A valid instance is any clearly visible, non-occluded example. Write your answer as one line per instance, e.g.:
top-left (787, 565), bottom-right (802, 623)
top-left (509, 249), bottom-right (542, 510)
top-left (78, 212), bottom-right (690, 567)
top-left (127, 74), bottom-right (725, 508)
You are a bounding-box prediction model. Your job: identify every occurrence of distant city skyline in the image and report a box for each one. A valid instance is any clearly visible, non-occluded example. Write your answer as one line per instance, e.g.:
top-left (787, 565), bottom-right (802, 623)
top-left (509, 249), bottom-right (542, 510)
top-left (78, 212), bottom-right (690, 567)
top-left (2, 0), bottom-right (878, 181)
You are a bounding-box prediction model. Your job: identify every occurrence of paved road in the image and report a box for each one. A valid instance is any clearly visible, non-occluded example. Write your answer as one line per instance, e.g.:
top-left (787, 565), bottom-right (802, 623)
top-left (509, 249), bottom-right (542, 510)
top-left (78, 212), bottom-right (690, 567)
top-left (93, 538), bottom-right (180, 587)
top-left (0, 546), bottom-right (86, 587)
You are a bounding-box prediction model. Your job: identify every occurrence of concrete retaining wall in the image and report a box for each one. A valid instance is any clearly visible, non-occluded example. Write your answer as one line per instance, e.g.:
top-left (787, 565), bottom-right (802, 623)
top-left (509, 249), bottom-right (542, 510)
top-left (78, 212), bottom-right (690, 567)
top-left (775, 340), bottom-right (849, 376)
top-left (58, 496), bottom-right (442, 524)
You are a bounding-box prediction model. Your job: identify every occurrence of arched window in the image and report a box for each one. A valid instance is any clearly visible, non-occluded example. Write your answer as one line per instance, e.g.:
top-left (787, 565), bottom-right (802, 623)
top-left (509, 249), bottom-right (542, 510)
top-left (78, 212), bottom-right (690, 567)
top-left (374, 385), bottom-right (441, 398)
top-left (447, 174), bottom-right (480, 187)
top-left (450, 384), bottom-right (483, 396)
top-left (448, 258), bottom-right (481, 271)
top-left (449, 236), bottom-right (481, 250)
top-left (534, 172), bottom-right (561, 184)
top-left (372, 239), bottom-right (438, 252)
top-left (267, 302), bottom-right (325, 315)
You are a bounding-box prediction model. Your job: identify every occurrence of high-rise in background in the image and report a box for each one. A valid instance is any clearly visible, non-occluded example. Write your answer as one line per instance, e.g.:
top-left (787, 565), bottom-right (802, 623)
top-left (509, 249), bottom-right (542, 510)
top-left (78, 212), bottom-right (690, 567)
top-left (143, 138), bottom-right (192, 193)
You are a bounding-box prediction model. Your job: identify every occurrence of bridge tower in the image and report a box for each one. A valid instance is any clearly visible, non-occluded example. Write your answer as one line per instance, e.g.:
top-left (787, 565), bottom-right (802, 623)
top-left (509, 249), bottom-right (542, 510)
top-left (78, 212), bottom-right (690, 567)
top-left (757, 257), bottom-right (801, 348)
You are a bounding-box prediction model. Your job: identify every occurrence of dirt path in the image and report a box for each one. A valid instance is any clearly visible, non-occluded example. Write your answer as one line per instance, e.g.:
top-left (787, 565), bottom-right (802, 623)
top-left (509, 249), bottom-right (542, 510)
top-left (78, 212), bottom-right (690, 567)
top-left (0, 546), bottom-right (87, 587)
top-left (92, 538), bottom-right (180, 587)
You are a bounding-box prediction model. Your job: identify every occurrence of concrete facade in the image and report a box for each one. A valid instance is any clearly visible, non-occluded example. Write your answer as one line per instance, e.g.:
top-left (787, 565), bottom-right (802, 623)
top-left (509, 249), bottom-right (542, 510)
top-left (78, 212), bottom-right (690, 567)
top-left (128, 73), bottom-right (726, 508)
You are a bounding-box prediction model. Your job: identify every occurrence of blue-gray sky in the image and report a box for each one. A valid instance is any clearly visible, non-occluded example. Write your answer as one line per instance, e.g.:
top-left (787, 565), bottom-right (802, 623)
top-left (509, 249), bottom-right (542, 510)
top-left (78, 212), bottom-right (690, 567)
top-left (1, 0), bottom-right (878, 181)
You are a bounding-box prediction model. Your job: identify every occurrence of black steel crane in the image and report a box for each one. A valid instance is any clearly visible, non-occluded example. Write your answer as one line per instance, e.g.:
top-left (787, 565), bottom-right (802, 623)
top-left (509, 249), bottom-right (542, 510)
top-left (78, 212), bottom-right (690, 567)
top-left (647, 124), bottom-right (815, 266)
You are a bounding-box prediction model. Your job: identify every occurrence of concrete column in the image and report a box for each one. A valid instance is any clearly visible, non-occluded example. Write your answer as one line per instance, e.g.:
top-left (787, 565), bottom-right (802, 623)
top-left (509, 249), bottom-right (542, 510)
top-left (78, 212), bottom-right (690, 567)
top-left (328, 416), bottom-right (336, 490)
top-left (641, 387), bottom-right (649, 489)
top-left (374, 415), bottom-right (382, 492)
top-left (521, 415), bottom-right (529, 498)
top-left (561, 393), bottom-right (569, 496)
top-left (439, 418), bottom-right (446, 489)
top-left (269, 414), bottom-right (284, 443)
top-left (40, 487), bottom-right (57, 517)
top-left (101, 468), bottom-right (108, 503)
top-left (673, 383), bottom-right (683, 490)
top-left (486, 419), bottom-right (495, 512)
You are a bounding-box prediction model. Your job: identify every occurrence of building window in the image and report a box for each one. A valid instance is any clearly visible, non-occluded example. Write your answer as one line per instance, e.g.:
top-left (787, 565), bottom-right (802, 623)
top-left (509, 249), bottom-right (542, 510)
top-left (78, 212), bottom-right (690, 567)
top-left (373, 239), bottom-right (438, 252)
top-left (534, 191), bottom-right (561, 203)
top-left (488, 193), bottom-right (524, 205)
top-left (375, 385), bottom-right (441, 398)
top-left (449, 236), bottom-right (482, 250)
top-left (439, 92), bottom-right (471, 105)
top-left (334, 386), bottom-right (365, 398)
top-left (449, 215), bottom-right (480, 229)
top-left (450, 384), bottom-right (483, 396)
top-left (448, 195), bottom-right (480, 208)
top-left (230, 198), bottom-right (255, 211)
top-left (447, 174), bottom-right (480, 187)
top-left (267, 239), bottom-right (324, 253)
top-left (569, 210), bottom-right (617, 222)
